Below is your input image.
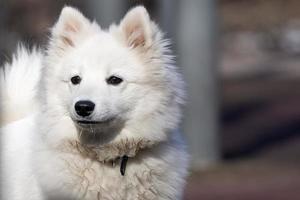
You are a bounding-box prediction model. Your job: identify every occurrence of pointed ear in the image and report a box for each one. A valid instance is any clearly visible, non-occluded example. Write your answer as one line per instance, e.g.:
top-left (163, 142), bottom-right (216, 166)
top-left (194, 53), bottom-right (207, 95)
top-left (119, 6), bottom-right (153, 49)
top-left (51, 6), bottom-right (92, 50)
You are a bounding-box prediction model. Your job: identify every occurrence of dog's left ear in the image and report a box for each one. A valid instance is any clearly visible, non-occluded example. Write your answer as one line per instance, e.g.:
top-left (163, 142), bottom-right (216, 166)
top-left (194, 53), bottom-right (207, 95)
top-left (119, 6), bottom-right (153, 49)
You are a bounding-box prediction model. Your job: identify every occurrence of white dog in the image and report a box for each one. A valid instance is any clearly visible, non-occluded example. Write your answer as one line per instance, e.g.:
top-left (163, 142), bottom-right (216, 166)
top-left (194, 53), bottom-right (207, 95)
top-left (1, 6), bottom-right (189, 200)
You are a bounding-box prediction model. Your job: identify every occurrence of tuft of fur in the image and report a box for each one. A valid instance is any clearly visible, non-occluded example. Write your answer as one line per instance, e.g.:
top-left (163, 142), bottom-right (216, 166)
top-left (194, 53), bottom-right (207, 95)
top-left (1, 6), bottom-right (189, 200)
top-left (0, 46), bottom-right (43, 127)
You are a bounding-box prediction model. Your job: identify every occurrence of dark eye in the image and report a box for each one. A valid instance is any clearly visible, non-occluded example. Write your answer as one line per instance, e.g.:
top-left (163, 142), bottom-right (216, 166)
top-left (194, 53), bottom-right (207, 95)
top-left (106, 76), bottom-right (123, 85)
top-left (70, 75), bottom-right (81, 85)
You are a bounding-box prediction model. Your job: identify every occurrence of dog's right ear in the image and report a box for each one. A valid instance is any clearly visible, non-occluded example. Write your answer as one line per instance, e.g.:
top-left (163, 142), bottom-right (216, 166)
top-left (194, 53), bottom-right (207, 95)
top-left (50, 6), bottom-right (94, 53)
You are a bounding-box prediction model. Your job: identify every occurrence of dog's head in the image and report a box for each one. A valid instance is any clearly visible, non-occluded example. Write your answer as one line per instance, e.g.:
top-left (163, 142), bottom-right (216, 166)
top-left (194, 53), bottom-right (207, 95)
top-left (43, 6), bottom-right (184, 147)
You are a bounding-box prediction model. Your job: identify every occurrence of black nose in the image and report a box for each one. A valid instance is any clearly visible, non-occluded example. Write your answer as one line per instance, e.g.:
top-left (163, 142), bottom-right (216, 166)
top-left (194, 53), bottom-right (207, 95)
top-left (75, 100), bottom-right (95, 117)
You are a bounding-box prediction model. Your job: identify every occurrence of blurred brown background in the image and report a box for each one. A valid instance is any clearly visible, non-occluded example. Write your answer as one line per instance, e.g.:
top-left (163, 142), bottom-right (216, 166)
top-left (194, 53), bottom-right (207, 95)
top-left (1, 0), bottom-right (300, 199)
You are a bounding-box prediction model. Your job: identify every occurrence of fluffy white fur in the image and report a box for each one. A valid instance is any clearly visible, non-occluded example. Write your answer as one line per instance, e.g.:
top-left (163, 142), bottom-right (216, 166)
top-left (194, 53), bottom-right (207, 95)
top-left (0, 47), bottom-right (43, 127)
top-left (1, 6), bottom-right (189, 200)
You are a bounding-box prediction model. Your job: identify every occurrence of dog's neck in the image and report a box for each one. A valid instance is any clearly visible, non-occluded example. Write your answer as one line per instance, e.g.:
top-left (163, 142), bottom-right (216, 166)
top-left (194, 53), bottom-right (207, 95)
top-left (57, 138), bottom-right (160, 175)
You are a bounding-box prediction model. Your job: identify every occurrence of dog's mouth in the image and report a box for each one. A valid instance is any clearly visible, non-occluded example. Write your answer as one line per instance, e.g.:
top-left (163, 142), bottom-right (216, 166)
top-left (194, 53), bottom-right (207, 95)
top-left (74, 117), bottom-right (121, 146)
top-left (77, 120), bottom-right (102, 125)
top-left (75, 118), bottom-right (115, 126)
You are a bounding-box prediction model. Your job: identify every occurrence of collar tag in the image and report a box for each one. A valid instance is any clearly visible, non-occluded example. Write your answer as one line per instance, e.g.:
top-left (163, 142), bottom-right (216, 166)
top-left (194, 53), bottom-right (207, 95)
top-left (120, 155), bottom-right (129, 176)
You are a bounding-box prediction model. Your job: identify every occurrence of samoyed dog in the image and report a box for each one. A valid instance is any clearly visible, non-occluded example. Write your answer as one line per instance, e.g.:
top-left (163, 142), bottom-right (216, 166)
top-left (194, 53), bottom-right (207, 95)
top-left (1, 6), bottom-right (189, 200)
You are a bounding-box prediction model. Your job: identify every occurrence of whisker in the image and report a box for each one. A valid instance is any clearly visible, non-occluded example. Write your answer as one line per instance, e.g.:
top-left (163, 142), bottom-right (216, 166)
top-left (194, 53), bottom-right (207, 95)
top-left (79, 127), bottom-right (83, 139)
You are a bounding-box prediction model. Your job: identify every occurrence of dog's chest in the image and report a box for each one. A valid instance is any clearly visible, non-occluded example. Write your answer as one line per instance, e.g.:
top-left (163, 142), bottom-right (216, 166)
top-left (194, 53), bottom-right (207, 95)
top-left (61, 155), bottom-right (163, 200)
